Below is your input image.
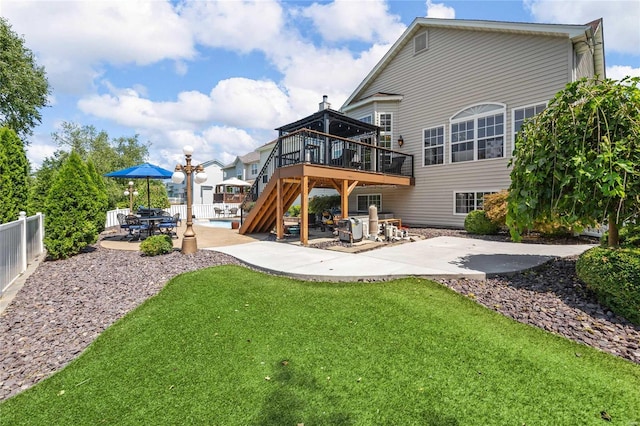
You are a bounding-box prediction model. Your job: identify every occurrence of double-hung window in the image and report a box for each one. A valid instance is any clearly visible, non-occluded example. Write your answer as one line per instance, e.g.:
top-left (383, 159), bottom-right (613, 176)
top-left (513, 103), bottom-right (546, 141)
top-left (357, 194), bottom-right (381, 212)
top-left (423, 126), bottom-right (444, 166)
top-left (454, 191), bottom-right (494, 214)
top-left (377, 113), bottom-right (393, 170)
top-left (450, 104), bottom-right (505, 163)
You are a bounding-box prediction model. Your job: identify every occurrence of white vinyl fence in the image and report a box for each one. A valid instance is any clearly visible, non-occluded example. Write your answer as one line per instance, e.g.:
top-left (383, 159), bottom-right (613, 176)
top-left (104, 203), bottom-right (242, 228)
top-left (0, 212), bottom-right (44, 298)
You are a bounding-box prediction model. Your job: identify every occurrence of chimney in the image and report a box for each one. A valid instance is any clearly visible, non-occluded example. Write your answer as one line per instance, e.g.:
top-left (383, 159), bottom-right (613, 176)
top-left (319, 95), bottom-right (331, 111)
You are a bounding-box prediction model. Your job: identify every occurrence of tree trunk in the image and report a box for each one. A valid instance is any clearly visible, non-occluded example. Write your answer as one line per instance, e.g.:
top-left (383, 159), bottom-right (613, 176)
top-left (608, 213), bottom-right (619, 247)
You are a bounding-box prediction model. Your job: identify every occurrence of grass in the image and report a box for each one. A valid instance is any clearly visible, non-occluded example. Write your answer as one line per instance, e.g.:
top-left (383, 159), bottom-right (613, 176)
top-left (1, 265), bottom-right (639, 425)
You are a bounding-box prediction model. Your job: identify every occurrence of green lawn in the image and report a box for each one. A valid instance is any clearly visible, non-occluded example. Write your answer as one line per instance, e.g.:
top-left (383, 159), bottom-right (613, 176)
top-left (1, 265), bottom-right (639, 425)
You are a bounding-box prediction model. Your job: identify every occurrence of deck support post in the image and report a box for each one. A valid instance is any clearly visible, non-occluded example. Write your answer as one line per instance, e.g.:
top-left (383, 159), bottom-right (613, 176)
top-left (341, 179), bottom-right (349, 220)
top-left (301, 175), bottom-right (309, 245)
top-left (276, 178), bottom-right (284, 239)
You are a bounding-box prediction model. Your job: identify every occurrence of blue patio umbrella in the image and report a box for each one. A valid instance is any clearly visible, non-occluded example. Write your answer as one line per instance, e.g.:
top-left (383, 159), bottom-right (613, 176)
top-left (105, 162), bottom-right (173, 210)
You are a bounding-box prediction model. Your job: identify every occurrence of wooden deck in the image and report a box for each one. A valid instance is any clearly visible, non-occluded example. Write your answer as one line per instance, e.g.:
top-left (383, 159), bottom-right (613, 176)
top-left (239, 163), bottom-right (413, 245)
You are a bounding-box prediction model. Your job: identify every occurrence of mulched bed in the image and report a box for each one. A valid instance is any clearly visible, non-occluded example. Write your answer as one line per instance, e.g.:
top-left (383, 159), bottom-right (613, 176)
top-left (0, 228), bottom-right (638, 402)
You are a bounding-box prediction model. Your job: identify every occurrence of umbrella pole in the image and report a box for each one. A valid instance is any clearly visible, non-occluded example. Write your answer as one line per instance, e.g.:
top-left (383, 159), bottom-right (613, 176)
top-left (147, 177), bottom-right (151, 209)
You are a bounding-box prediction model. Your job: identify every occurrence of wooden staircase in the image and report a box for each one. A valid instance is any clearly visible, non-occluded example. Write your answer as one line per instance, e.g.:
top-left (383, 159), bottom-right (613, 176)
top-left (239, 168), bottom-right (301, 234)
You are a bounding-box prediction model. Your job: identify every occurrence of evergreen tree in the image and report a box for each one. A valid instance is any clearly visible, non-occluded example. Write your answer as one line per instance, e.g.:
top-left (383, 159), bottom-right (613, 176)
top-left (87, 160), bottom-right (108, 232)
top-left (0, 132), bottom-right (11, 223)
top-left (44, 151), bottom-right (99, 259)
top-left (27, 152), bottom-right (66, 215)
top-left (0, 127), bottom-right (29, 222)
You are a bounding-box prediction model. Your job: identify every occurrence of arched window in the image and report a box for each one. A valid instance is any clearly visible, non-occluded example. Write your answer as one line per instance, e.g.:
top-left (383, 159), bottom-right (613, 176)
top-left (450, 103), bottom-right (506, 163)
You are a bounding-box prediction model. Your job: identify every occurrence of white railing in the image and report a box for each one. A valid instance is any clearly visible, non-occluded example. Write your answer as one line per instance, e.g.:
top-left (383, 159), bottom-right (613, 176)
top-left (104, 203), bottom-right (242, 228)
top-left (0, 212), bottom-right (45, 298)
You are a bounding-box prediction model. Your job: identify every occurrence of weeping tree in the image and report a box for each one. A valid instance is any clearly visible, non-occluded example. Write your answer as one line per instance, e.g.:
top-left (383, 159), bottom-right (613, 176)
top-left (507, 76), bottom-right (640, 247)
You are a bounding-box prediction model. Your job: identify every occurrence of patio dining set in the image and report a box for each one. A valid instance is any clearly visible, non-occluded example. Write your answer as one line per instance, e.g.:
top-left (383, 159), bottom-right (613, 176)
top-left (116, 209), bottom-right (181, 241)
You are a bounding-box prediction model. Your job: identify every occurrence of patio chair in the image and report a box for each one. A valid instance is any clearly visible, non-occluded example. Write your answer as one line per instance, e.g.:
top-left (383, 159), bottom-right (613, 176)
top-left (214, 207), bottom-right (223, 217)
top-left (117, 213), bottom-right (130, 239)
top-left (157, 213), bottom-right (180, 238)
top-left (384, 156), bottom-right (405, 175)
top-left (229, 207), bottom-right (238, 217)
top-left (125, 215), bottom-right (149, 240)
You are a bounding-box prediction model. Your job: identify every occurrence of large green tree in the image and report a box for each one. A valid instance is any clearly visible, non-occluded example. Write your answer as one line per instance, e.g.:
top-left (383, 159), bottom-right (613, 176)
top-left (32, 122), bottom-right (150, 211)
top-left (0, 127), bottom-right (29, 223)
top-left (0, 18), bottom-right (49, 138)
top-left (507, 77), bottom-right (640, 247)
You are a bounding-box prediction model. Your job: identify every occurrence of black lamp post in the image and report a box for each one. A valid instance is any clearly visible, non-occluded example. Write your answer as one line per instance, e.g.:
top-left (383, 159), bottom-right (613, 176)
top-left (172, 146), bottom-right (208, 254)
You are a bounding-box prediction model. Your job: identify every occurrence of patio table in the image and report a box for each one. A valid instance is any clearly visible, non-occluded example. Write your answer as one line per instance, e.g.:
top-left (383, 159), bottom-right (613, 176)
top-left (137, 216), bottom-right (169, 236)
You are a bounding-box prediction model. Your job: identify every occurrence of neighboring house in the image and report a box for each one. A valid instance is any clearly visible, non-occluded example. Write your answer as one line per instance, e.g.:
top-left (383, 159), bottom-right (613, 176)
top-left (166, 159), bottom-right (224, 204)
top-left (340, 17), bottom-right (605, 228)
top-left (222, 151), bottom-right (260, 183)
top-left (194, 159), bottom-right (224, 204)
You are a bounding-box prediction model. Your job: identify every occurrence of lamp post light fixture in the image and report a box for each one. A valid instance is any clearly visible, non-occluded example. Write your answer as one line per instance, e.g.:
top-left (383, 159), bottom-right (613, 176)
top-left (172, 145), bottom-right (208, 254)
top-left (123, 181), bottom-right (138, 213)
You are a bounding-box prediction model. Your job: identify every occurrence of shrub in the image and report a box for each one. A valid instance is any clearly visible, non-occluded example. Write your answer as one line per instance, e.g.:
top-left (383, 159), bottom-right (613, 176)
top-left (242, 201), bottom-right (255, 214)
top-left (140, 234), bottom-right (174, 256)
top-left (309, 194), bottom-right (341, 214)
top-left (600, 223), bottom-right (640, 247)
top-left (464, 210), bottom-right (499, 235)
top-left (44, 151), bottom-right (99, 259)
top-left (483, 190), bottom-right (508, 228)
top-left (576, 247), bottom-right (640, 324)
top-left (287, 205), bottom-right (301, 217)
top-left (532, 217), bottom-right (574, 238)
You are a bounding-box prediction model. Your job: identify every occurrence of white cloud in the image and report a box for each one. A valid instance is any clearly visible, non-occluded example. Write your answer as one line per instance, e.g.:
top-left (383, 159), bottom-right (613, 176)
top-left (299, 0), bottom-right (406, 44)
top-left (208, 78), bottom-right (295, 129)
top-left (179, 0), bottom-right (285, 53)
top-left (2, 0), bottom-right (195, 93)
top-left (523, 0), bottom-right (640, 55)
top-left (425, 0), bottom-right (456, 19)
top-left (606, 65), bottom-right (640, 80)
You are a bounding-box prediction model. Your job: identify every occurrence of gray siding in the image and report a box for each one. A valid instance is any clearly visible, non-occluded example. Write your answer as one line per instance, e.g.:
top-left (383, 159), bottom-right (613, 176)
top-left (346, 26), bottom-right (577, 227)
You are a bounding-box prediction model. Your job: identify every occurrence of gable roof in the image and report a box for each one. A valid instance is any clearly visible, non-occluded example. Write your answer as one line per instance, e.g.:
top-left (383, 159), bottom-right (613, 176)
top-left (200, 159), bottom-right (225, 168)
top-left (276, 107), bottom-right (379, 139)
top-left (342, 17), bottom-right (605, 109)
top-left (222, 151), bottom-right (260, 170)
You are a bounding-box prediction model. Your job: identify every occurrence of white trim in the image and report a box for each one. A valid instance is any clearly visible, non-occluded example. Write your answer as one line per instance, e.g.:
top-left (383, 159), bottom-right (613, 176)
top-left (450, 102), bottom-right (506, 121)
top-left (356, 193), bottom-right (382, 212)
top-left (377, 112), bottom-right (393, 149)
top-left (452, 190), bottom-right (501, 215)
top-left (343, 95), bottom-right (403, 113)
top-left (511, 101), bottom-right (548, 145)
top-left (422, 124), bottom-right (446, 167)
top-left (450, 103), bottom-right (506, 163)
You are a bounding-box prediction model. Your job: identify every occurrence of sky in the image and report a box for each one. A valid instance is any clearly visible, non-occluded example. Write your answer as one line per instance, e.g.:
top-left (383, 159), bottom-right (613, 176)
top-left (2, 0), bottom-right (639, 172)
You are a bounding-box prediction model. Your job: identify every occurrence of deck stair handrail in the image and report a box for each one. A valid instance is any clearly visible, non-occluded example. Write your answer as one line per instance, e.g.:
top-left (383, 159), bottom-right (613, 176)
top-left (242, 128), bottom-right (413, 209)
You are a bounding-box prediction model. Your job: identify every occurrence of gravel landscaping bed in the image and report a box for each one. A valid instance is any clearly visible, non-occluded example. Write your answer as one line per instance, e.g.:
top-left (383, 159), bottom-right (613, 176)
top-left (1, 229), bottom-right (638, 402)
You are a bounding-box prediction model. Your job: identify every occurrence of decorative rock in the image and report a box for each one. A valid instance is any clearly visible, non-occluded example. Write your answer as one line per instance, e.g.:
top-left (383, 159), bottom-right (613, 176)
top-left (0, 227), bottom-right (637, 403)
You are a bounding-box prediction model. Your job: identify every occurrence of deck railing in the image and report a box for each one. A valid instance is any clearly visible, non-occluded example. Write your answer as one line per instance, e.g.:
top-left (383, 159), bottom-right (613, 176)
top-left (243, 128), bottom-right (414, 206)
